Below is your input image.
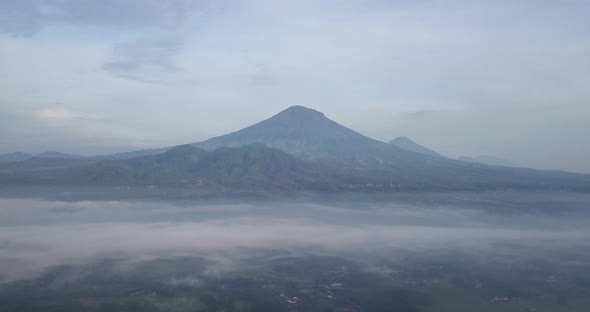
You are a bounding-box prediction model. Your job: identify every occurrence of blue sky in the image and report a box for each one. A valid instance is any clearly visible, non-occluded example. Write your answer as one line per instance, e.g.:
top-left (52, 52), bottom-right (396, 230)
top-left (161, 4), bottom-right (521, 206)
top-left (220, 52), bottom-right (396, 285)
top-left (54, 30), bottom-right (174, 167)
top-left (0, 0), bottom-right (589, 172)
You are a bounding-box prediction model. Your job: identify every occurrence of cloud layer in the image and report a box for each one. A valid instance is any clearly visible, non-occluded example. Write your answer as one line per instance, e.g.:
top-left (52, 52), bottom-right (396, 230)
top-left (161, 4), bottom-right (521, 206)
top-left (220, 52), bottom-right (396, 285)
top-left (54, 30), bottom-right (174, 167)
top-left (1, 196), bottom-right (589, 281)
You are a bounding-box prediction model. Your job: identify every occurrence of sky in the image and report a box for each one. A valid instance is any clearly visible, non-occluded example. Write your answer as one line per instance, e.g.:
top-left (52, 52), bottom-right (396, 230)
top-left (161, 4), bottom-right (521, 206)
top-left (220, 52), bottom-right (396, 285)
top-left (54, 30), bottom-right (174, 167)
top-left (0, 0), bottom-right (589, 173)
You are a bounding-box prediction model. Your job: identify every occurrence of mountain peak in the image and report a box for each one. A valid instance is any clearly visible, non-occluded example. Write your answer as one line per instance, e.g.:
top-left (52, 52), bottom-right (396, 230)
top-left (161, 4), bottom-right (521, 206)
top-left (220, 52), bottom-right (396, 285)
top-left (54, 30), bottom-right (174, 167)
top-left (194, 105), bottom-right (385, 161)
top-left (273, 106), bottom-right (326, 120)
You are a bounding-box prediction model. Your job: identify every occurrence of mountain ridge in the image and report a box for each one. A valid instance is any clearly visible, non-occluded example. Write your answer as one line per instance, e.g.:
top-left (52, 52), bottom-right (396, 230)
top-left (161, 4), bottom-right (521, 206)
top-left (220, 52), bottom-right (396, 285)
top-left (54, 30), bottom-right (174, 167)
top-left (0, 152), bottom-right (33, 163)
top-left (1, 106), bottom-right (589, 193)
top-left (0, 144), bottom-right (337, 191)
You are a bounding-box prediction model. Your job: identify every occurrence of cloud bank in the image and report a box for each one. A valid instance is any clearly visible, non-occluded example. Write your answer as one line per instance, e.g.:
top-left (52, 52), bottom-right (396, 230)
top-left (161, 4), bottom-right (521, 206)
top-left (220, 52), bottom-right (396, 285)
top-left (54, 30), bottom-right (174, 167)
top-left (1, 197), bottom-right (589, 281)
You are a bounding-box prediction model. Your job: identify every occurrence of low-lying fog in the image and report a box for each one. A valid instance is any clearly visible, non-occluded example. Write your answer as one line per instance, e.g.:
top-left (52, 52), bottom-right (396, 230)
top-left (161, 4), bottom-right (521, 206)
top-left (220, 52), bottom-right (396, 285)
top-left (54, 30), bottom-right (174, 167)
top-left (1, 192), bottom-right (589, 282)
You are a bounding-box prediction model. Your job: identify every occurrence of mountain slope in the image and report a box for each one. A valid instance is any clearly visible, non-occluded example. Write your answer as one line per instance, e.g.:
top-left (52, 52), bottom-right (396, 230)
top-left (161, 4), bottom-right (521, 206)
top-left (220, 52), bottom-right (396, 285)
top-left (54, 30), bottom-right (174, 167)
top-left (389, 137), bottom-right (445, 158)
top-left (458, 155), bottom-right (518, 167)
top-left (91, 147), bottom-right (169, 160)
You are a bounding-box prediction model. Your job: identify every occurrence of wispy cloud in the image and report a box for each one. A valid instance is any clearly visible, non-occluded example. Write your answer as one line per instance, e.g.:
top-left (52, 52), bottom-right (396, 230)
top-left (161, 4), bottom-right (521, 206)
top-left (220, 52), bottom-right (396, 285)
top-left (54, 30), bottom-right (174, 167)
top-left (33, 107), bottom-right (103, 121)
top-left (0, 0), bottom-right (201, 37)
top-left (101, 36), bottom-right (185, 83)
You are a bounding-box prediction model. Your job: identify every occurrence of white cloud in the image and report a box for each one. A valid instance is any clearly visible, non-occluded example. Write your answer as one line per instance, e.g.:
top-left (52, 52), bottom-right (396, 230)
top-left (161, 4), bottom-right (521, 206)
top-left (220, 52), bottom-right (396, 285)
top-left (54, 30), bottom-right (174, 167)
top-left (33, 107), bottom-right (103, 121)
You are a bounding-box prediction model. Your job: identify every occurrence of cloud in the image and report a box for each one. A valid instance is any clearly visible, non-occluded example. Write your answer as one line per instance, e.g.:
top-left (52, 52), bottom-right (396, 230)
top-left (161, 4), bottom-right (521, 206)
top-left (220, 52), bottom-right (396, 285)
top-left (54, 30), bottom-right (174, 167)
top-left (33, 107), bottom-right (103, 121)
top-left (0, 0), bottom-right (202, 37)
top-left (0, 1), bottom-right (45, 37)
top-left (1, 1), bottom-right (199, 83)
top-left (0, 109), bottom-right (161, 155)
top-left (102, 36), bottom-right (185, 83)
top-left (0, 196), bottom-right (589, 281)
top-left (1, 218), bottom-right (588, 281)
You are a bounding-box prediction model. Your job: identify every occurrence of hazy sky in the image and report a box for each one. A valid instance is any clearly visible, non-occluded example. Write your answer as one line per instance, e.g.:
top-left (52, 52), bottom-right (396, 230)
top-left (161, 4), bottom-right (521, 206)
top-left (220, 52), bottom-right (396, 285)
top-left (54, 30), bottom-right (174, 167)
top-left (0, 0), bottom-right (589, 172)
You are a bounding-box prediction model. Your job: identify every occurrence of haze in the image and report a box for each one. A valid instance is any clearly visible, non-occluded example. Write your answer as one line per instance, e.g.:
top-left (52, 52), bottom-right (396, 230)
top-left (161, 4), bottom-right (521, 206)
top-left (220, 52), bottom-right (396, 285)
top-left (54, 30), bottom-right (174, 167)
top-left (1, 193), bottom-right (589, 281)
top-left (1, 1), bottom-right (589, 173)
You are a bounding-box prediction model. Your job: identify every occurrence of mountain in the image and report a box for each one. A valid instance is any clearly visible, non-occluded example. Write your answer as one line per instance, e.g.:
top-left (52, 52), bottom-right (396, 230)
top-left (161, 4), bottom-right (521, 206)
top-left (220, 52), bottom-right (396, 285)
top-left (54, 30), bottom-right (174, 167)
top-left (1, 106), bottom-right (590, 193)
top-left (194, 106), bottom-right (419, 166)
top-left (458, 155), bottom-right (518, 167)
top-left (0, 152), bottom-right (33, 163)
top-left (191, 106), bottom-right (590, 191)
top-left (0, 144), bottom-right (337, 191)
top-left (389, 137), bottom-right (445, 158)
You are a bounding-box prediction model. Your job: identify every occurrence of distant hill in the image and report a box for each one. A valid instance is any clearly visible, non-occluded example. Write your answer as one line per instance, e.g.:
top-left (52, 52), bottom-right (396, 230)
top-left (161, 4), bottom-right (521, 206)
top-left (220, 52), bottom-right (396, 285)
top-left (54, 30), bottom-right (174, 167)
top-left (0, 144), bottom-right (337, 191)
top-left (389, 137), bottom-right (445, 158)
top-left (0, 157), bottom-right (96, 172)
top-left (0, 149), bottom-right (150, 164)
top-left (0, 151), bottom-right (84, 164)
top-left (37, 151), bottom-right (84, 159)
top-left (0, 152), bottom-right (33, 163)
top-left (458, 155), bottom-right (518, 167)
